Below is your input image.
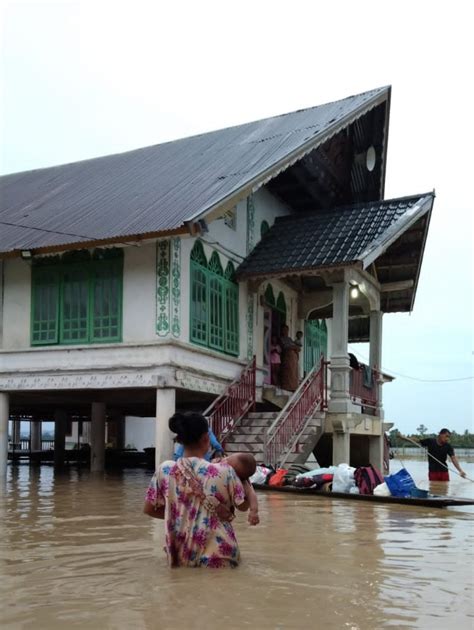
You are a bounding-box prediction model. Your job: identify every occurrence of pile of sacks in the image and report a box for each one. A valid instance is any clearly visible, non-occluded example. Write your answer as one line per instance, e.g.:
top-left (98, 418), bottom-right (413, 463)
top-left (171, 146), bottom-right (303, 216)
top-left (293, 463), bottom-right (360, 494)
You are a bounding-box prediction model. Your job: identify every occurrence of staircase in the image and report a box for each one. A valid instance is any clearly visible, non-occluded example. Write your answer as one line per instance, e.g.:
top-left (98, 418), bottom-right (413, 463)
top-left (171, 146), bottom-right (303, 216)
top-left (282, 411), bottom-right (326, 466)
top-left (224, 412), bottom-right (278, 462)
top-left (224, 410), bottom-right (326, 466)
top-left (208, 356), bottom-right (327, 467)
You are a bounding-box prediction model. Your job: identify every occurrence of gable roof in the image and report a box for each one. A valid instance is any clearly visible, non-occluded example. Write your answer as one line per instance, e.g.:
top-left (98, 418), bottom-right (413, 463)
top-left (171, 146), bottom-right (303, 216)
top-left (236, 192), bottom-right (435, 312)
top-left (0, 86), bottom-right (390, 257)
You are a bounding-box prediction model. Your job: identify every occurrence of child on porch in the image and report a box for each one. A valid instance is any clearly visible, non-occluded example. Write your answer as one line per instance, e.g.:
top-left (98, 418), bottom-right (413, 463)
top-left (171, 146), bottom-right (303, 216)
top-left (270, 336), bottom-right (281, 386)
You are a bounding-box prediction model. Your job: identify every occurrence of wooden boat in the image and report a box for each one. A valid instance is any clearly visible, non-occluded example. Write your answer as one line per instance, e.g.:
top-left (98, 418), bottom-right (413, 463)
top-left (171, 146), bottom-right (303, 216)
top-left (253, 484), bottom-right (474, 508)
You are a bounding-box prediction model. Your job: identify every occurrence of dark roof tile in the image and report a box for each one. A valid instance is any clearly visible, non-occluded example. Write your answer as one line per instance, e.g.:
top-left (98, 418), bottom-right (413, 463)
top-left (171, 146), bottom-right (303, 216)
top-left (237, 194), bottom-right (433, 277)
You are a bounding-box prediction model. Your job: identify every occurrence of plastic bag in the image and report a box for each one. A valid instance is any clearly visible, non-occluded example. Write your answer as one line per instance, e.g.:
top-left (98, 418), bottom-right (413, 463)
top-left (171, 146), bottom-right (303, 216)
top-left (295, 466), bottom-right (336, 481)
top-left (250, 466), bottom-right (272, 485)
top-left (373, 482), bottom-right (391, 497)
top-left (332, 464), bottom-right (355, 493)
top-left (384, 468), bottom-right (416, 497)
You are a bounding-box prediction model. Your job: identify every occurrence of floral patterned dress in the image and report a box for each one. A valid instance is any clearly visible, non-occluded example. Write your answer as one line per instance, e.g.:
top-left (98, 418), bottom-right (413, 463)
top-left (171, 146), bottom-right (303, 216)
top-left (145, 457), bottom-right (246, 568)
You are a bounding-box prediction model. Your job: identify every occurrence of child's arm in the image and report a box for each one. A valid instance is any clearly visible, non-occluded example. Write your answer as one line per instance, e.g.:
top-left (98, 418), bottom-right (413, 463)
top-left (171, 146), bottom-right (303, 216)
top-left (243, 480), bottom-right (260, 525)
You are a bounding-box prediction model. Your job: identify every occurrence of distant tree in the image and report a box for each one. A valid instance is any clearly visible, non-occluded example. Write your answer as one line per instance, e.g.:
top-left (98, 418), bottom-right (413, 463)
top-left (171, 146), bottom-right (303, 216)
top-left (389, 429), bottom-right (404, 447)
top-left (416, 424), bottom-right (428, 436)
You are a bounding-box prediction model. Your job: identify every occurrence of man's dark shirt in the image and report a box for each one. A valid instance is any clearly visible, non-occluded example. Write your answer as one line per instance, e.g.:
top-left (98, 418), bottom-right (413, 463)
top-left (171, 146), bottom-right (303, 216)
top-left (419, 438), bottom-right (454, 472)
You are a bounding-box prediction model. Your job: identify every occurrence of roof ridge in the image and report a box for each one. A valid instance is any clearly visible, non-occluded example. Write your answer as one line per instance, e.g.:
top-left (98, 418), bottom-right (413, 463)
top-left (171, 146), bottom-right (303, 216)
top-left (273, 192), bottom-right (433, 223)
top-left (0, 86), bottom-right (390, 179)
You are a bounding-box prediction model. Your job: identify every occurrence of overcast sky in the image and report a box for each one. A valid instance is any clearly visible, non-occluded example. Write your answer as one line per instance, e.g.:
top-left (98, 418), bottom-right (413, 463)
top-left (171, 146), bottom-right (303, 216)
top-left (1, 0), bottom-right (472, 433)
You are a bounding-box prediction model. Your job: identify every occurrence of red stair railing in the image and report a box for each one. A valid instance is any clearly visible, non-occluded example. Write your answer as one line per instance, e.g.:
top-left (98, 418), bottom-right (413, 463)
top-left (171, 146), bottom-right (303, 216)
top-left (265, 356), bottom-right (327, 467)
top-left (204, 356), bottom-right (256, 444)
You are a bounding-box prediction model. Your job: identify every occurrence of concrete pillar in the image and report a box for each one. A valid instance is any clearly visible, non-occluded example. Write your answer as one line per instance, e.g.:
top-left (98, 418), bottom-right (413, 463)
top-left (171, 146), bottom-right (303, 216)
top-left (91, 402), bottom-right (106, 472)
top-left (54, 410), bottom-right (67, 469)
top-left (115, 416), bottom-right (126, 449)
top-left (333, 431), bottom-right (350, 466)
top-left (155, 388), bottom-right (176, 469)
top-left (369, 310), bottom-right (384, 419)
top-left (0, 393), bottom-right (9, 480)
top-left (82, 420), bottom-right (91, 445)
top-left (31, 421), bottom-right (42, 451)
top-left (369, 434), bottom-right (383, 472)
top-left (12, 419), bottom-right (21, 446)
top-left (328, 282), bottom-right (351, 413)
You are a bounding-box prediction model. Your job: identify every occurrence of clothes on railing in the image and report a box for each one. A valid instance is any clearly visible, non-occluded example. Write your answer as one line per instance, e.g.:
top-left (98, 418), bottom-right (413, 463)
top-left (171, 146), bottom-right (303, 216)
top-left (362, 364), bottom-right (373, 389)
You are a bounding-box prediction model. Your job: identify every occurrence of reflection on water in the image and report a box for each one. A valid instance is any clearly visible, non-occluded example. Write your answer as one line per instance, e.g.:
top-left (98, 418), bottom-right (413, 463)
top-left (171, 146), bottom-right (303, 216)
top-left (1, 459), bottom-right (473, 629)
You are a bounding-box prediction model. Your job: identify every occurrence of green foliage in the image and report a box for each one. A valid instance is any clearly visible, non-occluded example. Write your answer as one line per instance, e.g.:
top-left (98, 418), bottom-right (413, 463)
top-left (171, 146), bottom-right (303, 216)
top-left (389, 428), bottom-right (474, 448)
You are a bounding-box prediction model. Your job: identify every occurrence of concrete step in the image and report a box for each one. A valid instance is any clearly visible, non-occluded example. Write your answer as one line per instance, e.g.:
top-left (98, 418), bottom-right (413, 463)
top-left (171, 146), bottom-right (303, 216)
top-left (225, 434), bottom-right (266, 445)
top-left (246, 412), bottom-right (279, 419)
top-left (232, 426), bottom-right (268, 436)
top-left (225, 443), bottom-right (264, 457)
top-left (240, 417), bottom-right (275, 428)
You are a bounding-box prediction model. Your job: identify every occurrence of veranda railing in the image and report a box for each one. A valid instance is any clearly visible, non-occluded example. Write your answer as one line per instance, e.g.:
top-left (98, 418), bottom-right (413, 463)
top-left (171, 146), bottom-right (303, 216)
top-left (265, 357), bottom-right (327, 467)
top-left (204, 356), bottom-right (256, 444)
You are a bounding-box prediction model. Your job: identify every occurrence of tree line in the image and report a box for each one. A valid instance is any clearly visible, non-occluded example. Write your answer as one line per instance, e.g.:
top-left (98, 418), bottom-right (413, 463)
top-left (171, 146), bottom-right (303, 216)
top-left (389, 425), bottom-right (474, 448)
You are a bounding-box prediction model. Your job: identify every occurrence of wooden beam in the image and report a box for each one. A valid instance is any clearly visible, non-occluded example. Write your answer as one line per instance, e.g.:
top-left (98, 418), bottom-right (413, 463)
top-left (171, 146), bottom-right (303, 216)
top-left (381, 280), bottom-right (414, 292)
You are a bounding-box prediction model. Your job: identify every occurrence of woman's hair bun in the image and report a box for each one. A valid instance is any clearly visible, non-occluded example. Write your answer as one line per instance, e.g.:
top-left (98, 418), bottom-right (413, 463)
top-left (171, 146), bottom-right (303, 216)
top-left (168, 412), bottom-right (185, 435)
top-left (168, 411), bottom-right (208, 445)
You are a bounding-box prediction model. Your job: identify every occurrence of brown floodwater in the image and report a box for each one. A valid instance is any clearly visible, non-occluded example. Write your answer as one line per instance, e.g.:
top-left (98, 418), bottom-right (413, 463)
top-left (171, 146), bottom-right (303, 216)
top-left (1, 458), bottom-right (473, 630)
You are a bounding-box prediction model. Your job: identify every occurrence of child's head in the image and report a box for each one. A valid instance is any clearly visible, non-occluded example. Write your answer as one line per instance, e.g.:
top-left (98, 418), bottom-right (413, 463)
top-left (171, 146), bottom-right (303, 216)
top-left (296, 330), bottom-right (303, 339)
top-left (225, 453), bottom-right (257, 481)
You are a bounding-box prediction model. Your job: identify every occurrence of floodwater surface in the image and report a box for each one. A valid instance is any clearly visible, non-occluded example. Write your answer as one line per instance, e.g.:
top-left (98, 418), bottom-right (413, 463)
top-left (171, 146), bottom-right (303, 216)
top-left (1, 459), bottom-right (473, 630)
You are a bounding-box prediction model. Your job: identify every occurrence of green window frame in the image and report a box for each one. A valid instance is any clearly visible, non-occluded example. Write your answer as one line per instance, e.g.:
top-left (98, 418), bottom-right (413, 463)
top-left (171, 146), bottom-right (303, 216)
top-left (260, 220), bottom-right (270, 238)
top-left (276, 291), bottom-right (287, 321)
top-left (189, 242), bottom-right (239, 356)
top-left (264, 283), bottom-right (276, 307)
top-left (31, 268), bottom-right (60, 344)
top-left (224, 262), bottom-right (239, 355)
top-left (304, 319), bottom-right (328, 374)
top-left (31, 250), bottom-right (123, 346)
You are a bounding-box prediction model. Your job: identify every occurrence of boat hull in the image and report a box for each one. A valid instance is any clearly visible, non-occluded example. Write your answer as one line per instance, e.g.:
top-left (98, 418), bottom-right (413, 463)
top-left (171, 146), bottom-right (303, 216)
top-left (253, 484), bottom-right (474, 508)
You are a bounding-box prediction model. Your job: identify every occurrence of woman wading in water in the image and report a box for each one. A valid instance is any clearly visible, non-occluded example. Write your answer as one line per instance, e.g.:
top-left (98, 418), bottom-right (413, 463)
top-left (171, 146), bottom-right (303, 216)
top-left (143, 412), bottom-right (249, 568)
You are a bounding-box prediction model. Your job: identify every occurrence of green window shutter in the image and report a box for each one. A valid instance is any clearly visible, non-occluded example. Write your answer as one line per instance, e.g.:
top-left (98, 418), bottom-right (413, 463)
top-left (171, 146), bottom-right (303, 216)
top-left (31, 268), bottom-right (59, 345)
top-left (190, 262), bottom-right (208, 345)
top-left (260, 220), bottom-right (270, 238)
top-left (276, 291), bottom-right (287, 322)
top-left (224, 282), bottom-right (239, 355)
top-left (190, 240), bottom-right (207, 266)
top-left (91, 259), bottom-right (122, 342)
top-left (208, 253), bottom-right (224, 351)
top-left (264, 283), bottom-right (275, 307)
top-left (321, 320), bottom-right (328, 358)
top-left (208, 275), bottom-right (224, 350)
top-left (304, 319), bottom-right (327, 374)
top-left (60, 265), bottom-right (89, 343)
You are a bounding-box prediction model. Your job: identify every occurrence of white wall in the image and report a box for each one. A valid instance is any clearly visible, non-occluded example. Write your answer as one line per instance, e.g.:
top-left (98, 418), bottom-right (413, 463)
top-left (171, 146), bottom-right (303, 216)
top-left (204, 198), bottom-right (248, 259)
top-left (253, 187), bottom-right (291, 242)
top-left (125, 416), bottom-right (154, 450)
top-left (2, 258), bottom-right (31, 349)
top-left (122, 243), bottom-right (156, 342)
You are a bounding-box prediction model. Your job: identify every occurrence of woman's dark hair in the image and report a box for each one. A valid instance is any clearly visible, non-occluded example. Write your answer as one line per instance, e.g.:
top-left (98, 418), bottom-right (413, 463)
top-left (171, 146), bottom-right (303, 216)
top-left (169, 411), bottom-right (208, 445)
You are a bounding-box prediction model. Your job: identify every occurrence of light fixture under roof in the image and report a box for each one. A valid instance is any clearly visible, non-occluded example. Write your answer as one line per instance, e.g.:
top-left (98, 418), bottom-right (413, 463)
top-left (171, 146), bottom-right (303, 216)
top-left (366, 146), bottom-right (376, 172)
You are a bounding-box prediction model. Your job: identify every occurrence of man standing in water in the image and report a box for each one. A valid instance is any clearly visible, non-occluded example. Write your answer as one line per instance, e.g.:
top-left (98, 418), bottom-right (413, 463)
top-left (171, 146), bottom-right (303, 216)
top-left (414, 429), bottom-right (467, 481)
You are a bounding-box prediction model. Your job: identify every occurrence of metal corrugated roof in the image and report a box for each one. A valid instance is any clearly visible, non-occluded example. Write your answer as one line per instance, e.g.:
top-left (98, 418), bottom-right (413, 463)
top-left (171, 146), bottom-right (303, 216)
top-left (0, 86), bottom-right (389, 255)
top-left (236, 193), bottom-right (434, 277)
